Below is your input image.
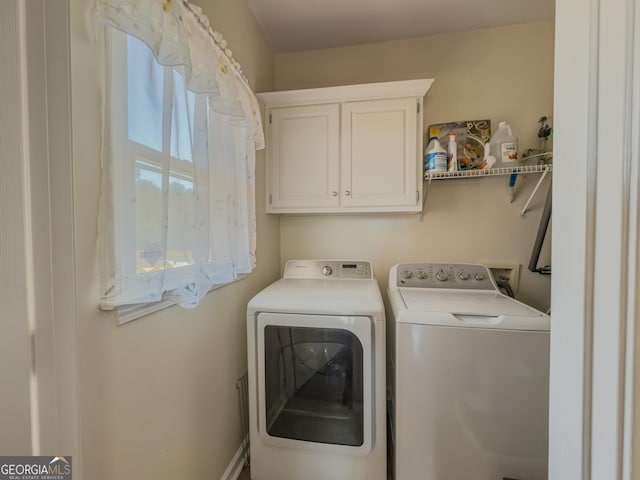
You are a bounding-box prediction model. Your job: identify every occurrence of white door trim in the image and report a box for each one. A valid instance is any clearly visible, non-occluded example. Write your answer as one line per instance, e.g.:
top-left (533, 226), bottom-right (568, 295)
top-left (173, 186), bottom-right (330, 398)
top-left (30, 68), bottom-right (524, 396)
top-left (41, 0), bottom-right (81, 465)
top-left (14, 0), bottom-right (81, 466)
top-left (552, 0), bottom-right (639, 479)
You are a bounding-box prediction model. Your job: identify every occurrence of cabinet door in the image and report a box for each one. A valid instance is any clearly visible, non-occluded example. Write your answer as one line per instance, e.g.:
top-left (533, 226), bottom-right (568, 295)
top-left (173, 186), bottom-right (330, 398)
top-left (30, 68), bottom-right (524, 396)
top-left (267, 104), bottom-right (340, 212)
top-left (341, 98), bottom-right (419, 210)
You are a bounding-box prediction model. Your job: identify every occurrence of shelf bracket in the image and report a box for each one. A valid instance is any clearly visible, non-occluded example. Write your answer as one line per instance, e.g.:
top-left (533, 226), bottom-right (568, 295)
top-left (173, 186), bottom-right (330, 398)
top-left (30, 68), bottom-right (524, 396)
top-left (520, 168), bottom-right (550, 217)
top-left (420, 176), bottom-right (433, 221)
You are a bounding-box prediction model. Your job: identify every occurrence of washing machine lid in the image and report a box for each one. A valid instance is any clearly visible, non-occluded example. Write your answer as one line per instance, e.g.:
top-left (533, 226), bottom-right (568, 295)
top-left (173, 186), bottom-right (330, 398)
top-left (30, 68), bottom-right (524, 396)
top-left (397, 289), bottom-right (549, 331)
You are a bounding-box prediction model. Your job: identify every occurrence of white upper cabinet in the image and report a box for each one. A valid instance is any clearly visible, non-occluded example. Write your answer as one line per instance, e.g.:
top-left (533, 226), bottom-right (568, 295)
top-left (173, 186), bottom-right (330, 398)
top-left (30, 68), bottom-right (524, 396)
top-left (269, 104), bottom-right (340, 210)
top-left (341, 98), bottom-right (418, 209)
top-left (258, 80), bottom-right (433, 214)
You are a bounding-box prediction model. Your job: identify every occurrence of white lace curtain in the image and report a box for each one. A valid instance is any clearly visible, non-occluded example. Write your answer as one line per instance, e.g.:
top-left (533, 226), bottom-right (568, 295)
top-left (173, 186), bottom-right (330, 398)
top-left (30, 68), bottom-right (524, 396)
top-left (95, 0), bottom-right (263, 310)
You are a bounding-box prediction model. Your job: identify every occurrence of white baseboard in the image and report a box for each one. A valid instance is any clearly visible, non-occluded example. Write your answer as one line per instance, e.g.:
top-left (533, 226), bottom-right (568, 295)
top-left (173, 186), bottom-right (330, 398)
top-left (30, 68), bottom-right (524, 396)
top-left (220, 438), bottom-right (248, 480)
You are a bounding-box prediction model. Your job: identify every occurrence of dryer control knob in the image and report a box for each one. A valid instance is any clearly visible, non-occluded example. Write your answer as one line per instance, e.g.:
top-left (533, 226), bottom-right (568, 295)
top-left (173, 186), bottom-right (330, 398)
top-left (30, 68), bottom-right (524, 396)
top-left (474, 272), bottom-right (485, 281)
top-left (458, 272), bottom-right (470, 280)
top-left (436, 270), bottom-right (449, 281)
top-left (322, 265), bottom-right (333, 276)
top-left (401, 270), bottom-right (413, 279)
top-left (416, 271), bottom-right (426, 279)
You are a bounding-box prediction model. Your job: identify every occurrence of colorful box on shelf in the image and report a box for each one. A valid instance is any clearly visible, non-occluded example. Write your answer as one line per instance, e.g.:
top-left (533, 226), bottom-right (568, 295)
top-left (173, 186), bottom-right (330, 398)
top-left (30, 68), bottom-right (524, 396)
top-left (428, 119), bottom-right (492, 170)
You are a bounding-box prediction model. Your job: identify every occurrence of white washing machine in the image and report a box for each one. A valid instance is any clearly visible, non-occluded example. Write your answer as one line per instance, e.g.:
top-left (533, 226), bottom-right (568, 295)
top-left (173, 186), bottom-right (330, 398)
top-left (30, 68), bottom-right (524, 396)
top-left (387, 263), bottom-right (550, 480)
top-left (247, 260), bottom-right (386, 480)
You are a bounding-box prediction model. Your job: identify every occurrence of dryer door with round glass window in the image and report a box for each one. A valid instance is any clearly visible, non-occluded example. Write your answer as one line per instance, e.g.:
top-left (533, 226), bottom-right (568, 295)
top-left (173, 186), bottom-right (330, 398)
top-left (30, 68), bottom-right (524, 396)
top-left (256, 312), bottom-right (373, 455)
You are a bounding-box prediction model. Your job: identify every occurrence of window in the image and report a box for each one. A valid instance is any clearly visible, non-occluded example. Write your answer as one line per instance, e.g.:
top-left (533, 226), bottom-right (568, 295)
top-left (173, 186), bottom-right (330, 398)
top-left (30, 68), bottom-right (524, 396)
top-left (99, 25), bottom-right (260, 318)
top-left (113, 33), bottom-right (200, 275)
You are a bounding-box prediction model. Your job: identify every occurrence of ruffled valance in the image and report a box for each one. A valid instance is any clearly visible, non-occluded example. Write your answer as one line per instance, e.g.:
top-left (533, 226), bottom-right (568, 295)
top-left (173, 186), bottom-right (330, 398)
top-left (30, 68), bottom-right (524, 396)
top-left (94, 0), bottom-right (264, 149)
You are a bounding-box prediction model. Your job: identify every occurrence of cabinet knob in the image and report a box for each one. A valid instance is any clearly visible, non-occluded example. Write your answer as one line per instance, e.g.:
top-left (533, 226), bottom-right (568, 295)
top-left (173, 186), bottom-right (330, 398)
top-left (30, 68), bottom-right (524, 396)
top-left (331, 191), bottom-right (338, 197)
top-left (345, 190), bottom-right (351, 196)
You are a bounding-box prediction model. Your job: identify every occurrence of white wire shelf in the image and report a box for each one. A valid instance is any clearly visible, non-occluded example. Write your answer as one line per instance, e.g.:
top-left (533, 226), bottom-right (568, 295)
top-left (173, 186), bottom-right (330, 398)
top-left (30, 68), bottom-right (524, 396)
top-left (424, 163), bottom-right (552, 180)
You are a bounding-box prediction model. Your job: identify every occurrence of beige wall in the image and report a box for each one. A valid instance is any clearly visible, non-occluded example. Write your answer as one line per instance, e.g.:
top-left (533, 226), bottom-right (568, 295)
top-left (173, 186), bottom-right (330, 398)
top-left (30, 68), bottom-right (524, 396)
top-left (275, 21), bottom-right (554, 312)
top-left (69, 1), bottom-right (278, 479)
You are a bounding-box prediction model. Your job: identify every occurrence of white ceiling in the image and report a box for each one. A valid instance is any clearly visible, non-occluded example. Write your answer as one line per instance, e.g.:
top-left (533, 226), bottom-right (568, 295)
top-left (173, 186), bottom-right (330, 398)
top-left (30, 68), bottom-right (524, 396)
top-left (247, 0), bottom-right (555, 53)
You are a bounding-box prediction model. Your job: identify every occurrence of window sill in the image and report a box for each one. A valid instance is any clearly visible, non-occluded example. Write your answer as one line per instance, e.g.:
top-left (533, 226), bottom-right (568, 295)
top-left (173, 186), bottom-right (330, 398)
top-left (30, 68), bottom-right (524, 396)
top-left (114, 274), bottom-right (248, 325)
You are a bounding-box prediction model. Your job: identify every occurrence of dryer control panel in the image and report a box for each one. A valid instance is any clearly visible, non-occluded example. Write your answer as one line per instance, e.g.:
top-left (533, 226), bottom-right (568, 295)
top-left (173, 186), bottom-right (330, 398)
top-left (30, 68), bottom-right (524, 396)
top-left (396, 263), bottom-right (496, 290)
top-left (284, 260), bottom-right (372, 279)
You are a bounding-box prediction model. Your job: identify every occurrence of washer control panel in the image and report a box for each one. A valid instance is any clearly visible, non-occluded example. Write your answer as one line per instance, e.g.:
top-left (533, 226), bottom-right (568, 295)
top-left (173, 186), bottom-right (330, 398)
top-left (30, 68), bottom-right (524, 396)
top-left (396, 263), bottom-right (495, 290)
top-left (285, 260), bottom-right (372, 279)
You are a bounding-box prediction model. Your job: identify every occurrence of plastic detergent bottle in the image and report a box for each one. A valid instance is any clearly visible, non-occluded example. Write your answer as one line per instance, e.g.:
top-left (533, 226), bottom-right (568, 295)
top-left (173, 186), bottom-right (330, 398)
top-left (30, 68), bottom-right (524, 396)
top-left (490, 121), bottom-right (518, 167)
top-left (424, 136), bottom-right (448, 173)
top-left (448, 132), bottom-right (458, 172)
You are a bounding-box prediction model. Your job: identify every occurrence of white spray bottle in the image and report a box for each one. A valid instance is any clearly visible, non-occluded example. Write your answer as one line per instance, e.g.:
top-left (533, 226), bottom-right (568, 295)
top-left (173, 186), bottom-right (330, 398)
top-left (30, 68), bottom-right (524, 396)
top-left (448, 132), bottom-right (458, 172)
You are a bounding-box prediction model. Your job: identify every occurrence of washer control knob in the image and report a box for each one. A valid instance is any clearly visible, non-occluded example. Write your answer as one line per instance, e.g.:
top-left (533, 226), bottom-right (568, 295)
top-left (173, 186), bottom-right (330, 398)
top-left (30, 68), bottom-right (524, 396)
top-left (458, 272), bottom-right (470, 280)
top-left (401, 270), bottom-right (413, 280)
top-left (416, 271), bottom-right (426, 280)
top-left (436, 269), bottom-right (449, 282)
top-left (321, 265), bottom-right (333, 276)
top-left (474, 272), bottom-right (485, 281)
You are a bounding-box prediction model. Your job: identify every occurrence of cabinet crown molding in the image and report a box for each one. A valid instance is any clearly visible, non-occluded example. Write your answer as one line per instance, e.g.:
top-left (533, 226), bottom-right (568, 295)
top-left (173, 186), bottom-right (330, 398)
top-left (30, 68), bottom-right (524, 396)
top-left (257, 79), bottom-right (433, 107)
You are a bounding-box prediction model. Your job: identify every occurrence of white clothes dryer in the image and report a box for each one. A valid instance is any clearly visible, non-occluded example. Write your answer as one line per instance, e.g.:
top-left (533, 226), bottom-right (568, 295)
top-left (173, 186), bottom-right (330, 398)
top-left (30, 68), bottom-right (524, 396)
top-left (247, 260), bottom-right (386, 480)
top-left (387, 263), bottom-right (550, 480)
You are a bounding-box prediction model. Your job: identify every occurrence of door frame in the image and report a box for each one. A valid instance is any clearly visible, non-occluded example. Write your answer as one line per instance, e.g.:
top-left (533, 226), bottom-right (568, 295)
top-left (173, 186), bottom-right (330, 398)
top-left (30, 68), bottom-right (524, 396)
top-left (551, 0), bottom-right (640, 478)
top-left (12, 0), bottom-right (81, 465)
